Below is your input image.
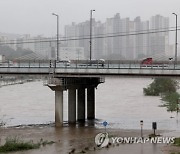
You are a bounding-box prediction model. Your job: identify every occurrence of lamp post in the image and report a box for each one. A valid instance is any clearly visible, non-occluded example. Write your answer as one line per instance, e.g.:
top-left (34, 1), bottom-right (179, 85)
top-left (172, 13), bottom-right (178, 69)
top-left (140, 120), bottom-right (143, 138)
top-left (90, 9), bottom-right (95, 61)
top-left (52, 13), bottom-right (59, 61)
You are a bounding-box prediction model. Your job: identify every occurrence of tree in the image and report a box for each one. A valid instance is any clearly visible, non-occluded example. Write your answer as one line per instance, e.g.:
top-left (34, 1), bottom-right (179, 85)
top-left (161, 92), bottom-right (180, 112)
top-left (143, 78), bottom-right (178, 96)
top-left (144, 78), bottom-right (180, 112)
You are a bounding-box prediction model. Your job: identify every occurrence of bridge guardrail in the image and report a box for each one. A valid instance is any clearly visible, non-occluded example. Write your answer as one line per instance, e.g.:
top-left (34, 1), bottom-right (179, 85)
top-left (0, 59), bottom-right (177, 70)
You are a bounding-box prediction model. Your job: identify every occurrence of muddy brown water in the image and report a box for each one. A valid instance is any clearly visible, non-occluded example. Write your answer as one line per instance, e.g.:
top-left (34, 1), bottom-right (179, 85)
top-left (0, 77), bottom-right (179, 130)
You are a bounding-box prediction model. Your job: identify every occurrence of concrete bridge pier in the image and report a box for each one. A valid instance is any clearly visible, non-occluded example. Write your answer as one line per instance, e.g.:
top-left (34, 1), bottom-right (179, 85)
top-left (87, 87), bottom-right (95, 120)
top-left (55, 90), bottom-right (63, 127)
top-left (68, 88), bottom-right (76, 124)
top-left (48, 77), bottom-right (104, 127)
top-left (77, 87), bottom-right (85, 122)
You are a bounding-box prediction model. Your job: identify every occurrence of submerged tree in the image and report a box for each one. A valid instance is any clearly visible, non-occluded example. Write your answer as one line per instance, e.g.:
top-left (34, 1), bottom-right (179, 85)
top-left (143, 78), bottom-right (178, 96)
top-left (161, 92), bottom-right (180, 112)
top-left (143, 78), bottom-right (180, 112)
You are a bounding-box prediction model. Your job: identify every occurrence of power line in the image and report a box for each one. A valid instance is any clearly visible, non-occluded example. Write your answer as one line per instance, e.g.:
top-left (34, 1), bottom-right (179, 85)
top-left (1, 26), bottom-right (176, 42)
top-left (0, 28), bottom-right (179, 45)
top-left (0, 26), bottom-right (176, 42)
top-left (64, 26), bottom-right (174, 39)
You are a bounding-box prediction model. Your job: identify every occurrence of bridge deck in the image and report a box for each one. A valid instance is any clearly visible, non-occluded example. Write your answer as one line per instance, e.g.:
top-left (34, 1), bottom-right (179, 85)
top-left (0, 61), bottom-right (179, 76)
top-left (0, 67), bottom-right (179, 77)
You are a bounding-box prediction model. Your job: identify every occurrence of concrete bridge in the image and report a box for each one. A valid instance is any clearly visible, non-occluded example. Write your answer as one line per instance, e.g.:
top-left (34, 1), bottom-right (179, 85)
top-left (0, 60), bottom-right (180, 126)
top-left (0, 60), bottom-right (180, 76)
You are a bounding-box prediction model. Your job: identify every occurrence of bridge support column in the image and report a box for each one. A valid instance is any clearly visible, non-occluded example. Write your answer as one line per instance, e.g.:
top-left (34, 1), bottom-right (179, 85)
top-left (55, 90), bottom-right (63, 127)
top-left (77, 88), bottom-right (85, 122)
top-left (87, 87), bottom-right (95, 120)
top-left (48, 76), bottom-right (104, 127)
top-left (68, 88), bottom-right (76, 124)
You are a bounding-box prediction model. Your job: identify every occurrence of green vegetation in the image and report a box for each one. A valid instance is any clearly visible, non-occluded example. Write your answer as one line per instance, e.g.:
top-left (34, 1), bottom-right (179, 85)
top-left (0, 137), bottom-right (40, 153)
top-left (161, 92), bottom-right (180, 111)
top-left (174, 137), bottom-right (180, 146)
top-left (143, 78), bottom-right (180, 111)
top-left (0, 137), bottom-right (55, 153)
top-left (170, 137), bottom-right (180, 154)
top-left (143, 78), bottom-right (178, 96)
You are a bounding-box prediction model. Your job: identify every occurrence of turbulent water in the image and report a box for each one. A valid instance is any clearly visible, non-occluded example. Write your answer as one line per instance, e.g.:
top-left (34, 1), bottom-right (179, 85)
top-left (0, 77), bottom-right (179, 130)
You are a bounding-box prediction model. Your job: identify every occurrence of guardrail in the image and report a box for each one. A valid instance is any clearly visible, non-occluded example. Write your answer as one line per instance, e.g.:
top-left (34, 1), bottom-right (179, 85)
top-left (0, 59), bottom-right (177, 70)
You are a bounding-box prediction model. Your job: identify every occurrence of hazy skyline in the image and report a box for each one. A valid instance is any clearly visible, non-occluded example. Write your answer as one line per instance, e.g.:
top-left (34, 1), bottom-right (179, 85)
top-left (0, 0), bottom-right (180, 37)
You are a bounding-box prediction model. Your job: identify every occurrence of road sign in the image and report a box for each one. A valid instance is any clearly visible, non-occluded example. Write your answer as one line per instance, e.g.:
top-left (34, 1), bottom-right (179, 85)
top-left (103, 121), bottom-right (108, 127)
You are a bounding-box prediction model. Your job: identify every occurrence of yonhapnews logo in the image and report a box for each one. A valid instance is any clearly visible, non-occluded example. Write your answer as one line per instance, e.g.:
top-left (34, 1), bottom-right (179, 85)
top-left (95, 132), bottom-right (175, 148)
top-left (95, 132), bottom-right (109, 148)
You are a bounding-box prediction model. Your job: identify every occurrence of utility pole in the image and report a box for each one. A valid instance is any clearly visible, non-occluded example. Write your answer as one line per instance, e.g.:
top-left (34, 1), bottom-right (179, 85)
top-left (52, 13), bottom-right (59, 61)
top-left (90, 10), bottom-right (95, 61)
top-left (172, 13), bottom-right (178, 69)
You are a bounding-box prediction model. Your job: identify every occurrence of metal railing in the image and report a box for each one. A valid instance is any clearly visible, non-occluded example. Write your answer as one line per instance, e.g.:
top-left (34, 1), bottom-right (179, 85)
top-left (0, 59), bottom-right (178, 70)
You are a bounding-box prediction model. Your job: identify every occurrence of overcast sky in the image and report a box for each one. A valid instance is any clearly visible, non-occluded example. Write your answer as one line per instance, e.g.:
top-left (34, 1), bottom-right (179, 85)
top-left (0, 0), bottom-right (180, 37)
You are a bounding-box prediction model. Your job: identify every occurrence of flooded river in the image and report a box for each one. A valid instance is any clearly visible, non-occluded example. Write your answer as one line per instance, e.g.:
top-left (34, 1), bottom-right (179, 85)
top-left (0, 77), bottom-right (179, 130)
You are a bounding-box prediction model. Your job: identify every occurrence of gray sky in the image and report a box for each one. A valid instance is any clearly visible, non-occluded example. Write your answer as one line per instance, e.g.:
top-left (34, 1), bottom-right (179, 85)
top-left (0, 0), bottom-right (180, 37)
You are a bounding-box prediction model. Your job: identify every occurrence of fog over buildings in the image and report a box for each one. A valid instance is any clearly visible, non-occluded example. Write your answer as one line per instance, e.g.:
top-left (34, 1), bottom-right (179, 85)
top-left (65, 14), bottom-right (169, 60)
top-left (0, 14), bottom-right (172, 60)
top-left (0, 0), bottom-right (179, 60)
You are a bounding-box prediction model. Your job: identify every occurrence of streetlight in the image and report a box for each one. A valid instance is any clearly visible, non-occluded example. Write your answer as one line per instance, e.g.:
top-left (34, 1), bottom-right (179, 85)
top-left (172, 13), bottom-right (178, 69)
top-left (90, 9), bottom-right (95, 61)
top-left (52, 13), bottom-right (59, 61)
top-left (140, 120), bottom-right (143, 138)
